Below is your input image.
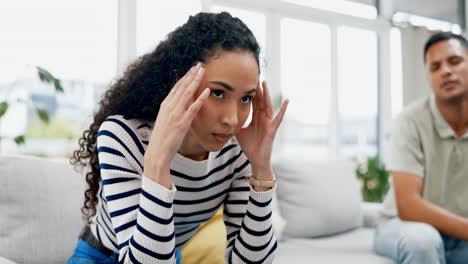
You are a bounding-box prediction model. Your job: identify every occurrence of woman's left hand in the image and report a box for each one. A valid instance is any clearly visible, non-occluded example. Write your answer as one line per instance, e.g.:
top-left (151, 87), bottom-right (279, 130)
top-left (236, 81), bottom-right (289, 180)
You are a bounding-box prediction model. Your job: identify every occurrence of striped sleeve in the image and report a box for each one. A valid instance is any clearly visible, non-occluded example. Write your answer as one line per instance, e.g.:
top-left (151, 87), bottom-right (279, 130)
top-left (97, 116), bottom-right (177, 263)
top-left (223, 159), bottom-right (277, 263)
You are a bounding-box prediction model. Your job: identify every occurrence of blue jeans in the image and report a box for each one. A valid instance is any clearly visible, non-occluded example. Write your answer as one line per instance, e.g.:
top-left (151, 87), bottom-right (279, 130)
top-left (375, 218), bottom-right (468, 264)
top-left (67, 240), bottom-right (118, 264)
top-left (67, 239), bottom-right (182, 264)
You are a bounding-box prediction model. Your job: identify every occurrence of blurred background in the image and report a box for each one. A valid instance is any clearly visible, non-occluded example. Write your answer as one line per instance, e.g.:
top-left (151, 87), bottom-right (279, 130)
top-left (0, 0), bottom-right (465, 171)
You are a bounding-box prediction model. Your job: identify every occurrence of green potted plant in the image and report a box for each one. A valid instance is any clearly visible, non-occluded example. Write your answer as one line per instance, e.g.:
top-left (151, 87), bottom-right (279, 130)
top-left (0, 66), bottom-right (63, 145)
top-left (355, 155), bottom-right (390, 203)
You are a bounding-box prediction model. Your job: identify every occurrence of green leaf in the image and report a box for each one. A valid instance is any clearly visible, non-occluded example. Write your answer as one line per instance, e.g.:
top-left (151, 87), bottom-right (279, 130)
top-left (36, 66), bottom-right (55, 84)
top-left (355, 155), bottom-right (390, 203)
top-left (14, 135), bottom-right (25, 145)
top-left (36, 108), bottom-right (49, 123)
top-left (36, 66), bottom-right (63, 93)
top-left (0, 101), bottom-right (8, 118)
top-left (53, 78), bottom-right (64, 93)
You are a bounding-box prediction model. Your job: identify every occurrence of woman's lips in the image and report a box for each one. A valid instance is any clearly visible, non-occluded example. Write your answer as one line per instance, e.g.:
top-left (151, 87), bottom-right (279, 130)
top-left (212, 133), bottom-right (232, 143)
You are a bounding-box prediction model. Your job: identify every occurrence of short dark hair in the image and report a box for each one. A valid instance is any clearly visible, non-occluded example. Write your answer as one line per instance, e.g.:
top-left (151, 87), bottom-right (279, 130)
top-left (423, 32), bottom-right (468, 63)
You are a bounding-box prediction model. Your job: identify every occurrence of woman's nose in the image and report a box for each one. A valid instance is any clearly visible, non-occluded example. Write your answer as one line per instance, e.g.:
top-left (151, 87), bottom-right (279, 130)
top-left (221, 104), bottom-right (238, 128)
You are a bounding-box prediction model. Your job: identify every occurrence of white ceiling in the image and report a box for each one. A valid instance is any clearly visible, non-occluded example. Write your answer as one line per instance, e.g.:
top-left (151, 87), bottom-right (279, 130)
top-left (393, 0), bottom-right (460, 24)
top-left (349, 0), bottom-right (462, 25)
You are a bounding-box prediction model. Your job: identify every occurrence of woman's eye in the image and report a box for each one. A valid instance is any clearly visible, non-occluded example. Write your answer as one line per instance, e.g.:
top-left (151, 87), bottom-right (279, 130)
top-left (212, 90), bottom-right (224, 99)
top-left (241, 96), bottom-right (252, 104)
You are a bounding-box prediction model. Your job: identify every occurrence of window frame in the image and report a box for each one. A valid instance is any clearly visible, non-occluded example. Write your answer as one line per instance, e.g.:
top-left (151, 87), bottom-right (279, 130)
top-left (120, 0), bottom-right (468, 160)
top-left (196, 0), bottom-right (391, 158)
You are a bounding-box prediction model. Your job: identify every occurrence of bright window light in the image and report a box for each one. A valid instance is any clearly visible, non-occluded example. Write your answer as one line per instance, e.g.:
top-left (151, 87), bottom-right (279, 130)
top-left (0, 0), bottom-right (118, 156)
top-left (281, 18), bottom-right (331, 125)
top-left (137, 0), bottom-right (202, 56)
top-left (390, 27), bottom-right (403, 118)
top-left (280, 18), bottom-right (331, 157)
top-left (0, 0), bottom-right (117, 83)
top-left (338, 26), bottom-right (378, 158)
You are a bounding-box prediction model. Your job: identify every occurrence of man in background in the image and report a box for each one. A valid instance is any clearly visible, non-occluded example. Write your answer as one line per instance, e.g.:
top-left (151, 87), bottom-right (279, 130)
top-left (375, 32), bottom-right (468, 263)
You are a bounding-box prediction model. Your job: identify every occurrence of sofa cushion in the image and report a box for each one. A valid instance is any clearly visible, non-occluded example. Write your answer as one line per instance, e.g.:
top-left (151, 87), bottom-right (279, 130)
top-left (275, 228), bottom-right (395, 263)
top-left (0, 256), bottom-right (17, 264)
top-left (273, 158), bottom-right (362, 238)
top-left (181, 206), bottom-right (226, 263)
top-left (181, 191), bottom-right (286, 262)
top-left (0, 155), bottom-right (85, 264)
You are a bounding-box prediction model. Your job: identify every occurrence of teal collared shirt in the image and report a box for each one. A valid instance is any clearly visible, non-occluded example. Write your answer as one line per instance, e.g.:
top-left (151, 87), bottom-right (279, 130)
top-left (380, 96), bottom-right (468, 220)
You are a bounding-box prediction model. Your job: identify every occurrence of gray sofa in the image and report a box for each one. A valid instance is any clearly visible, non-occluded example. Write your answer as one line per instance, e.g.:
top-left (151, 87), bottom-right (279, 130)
top-left (272, 157), bottom-right (394, 263)
top-left (0, 155), bottom-right (394, 264)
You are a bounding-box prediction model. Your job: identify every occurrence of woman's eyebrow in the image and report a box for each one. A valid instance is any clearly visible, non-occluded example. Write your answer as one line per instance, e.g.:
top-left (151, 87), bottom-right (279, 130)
top-left (209, 81), bottom-right (257, 94)
top-left (209, 81), bottom-right (234, 91)
top-left (245, 88), bottom-right (257, 94)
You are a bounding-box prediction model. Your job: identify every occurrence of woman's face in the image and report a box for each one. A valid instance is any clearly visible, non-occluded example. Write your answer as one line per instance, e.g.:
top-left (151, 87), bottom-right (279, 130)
top-left (180, 50), bottom-right (259, 160)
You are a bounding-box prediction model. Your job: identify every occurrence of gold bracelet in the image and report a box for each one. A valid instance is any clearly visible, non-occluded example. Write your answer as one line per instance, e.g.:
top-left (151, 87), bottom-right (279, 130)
top-left (246, 176), bottom-right (276, 188)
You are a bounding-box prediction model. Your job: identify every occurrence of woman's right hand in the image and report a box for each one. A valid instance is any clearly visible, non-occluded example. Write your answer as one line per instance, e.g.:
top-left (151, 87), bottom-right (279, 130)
top-left (143, 63), bottom-right (209, 188)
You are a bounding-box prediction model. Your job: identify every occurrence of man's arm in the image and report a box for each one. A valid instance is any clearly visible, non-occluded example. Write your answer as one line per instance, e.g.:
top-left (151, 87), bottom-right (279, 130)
top-left (393, 171), bottom-right (468, 240)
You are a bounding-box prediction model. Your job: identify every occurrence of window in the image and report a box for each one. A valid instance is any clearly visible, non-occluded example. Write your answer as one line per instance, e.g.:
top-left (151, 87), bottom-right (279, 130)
top-left (391, 27), bottom-right (403, 118)
top-left (0, 0), bottom-right (118, 156)
top-left (137, 0), bottom-right (202, 56)
top-left (337, 26), bottom-right (378, 158)
top-left (1, 0), bottom-right (404, 161)
top-left (281, 18), bottom-right (332, 157)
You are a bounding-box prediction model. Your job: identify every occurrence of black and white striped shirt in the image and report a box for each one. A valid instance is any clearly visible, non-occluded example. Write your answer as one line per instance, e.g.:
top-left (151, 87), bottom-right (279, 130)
top-left (89, 115), bottom-right (277, 263)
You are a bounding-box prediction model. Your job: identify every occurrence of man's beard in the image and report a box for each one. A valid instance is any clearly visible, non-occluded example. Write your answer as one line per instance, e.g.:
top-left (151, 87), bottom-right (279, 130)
top-left (437, 88), bottom-right (468, 105)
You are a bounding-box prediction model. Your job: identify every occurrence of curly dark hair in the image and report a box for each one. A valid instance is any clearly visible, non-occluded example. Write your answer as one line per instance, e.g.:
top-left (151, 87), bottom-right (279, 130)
top-left (70, 12), bottom-right (261, 222)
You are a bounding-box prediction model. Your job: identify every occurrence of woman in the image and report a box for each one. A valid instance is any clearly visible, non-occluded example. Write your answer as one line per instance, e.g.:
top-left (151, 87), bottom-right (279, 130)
top-left (68, 11), bottom-right (288, 264)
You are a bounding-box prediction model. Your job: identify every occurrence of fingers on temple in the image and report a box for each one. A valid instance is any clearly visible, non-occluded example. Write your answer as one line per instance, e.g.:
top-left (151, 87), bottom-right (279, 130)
top-left (262, 81), bottom-right (274, 118)
top-left (171, 64), bottom-right (194, 94)
top-left (251, 83), bottom-right (262, 122)
top-left (180, 64), bottom-right (205, 105)
top-left (254, 81), bottom-right (264, 111)
top-left (171, 63), bottom-right (200, 103)
top-left (184, 88), bottom-right (210, 123)
top-left (273, 99), bottom-right (289, 129)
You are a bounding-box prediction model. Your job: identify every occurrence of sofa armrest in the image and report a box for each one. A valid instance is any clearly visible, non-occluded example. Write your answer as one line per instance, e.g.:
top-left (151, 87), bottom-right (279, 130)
top-left (361, 202), bottom-right (383, 228)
